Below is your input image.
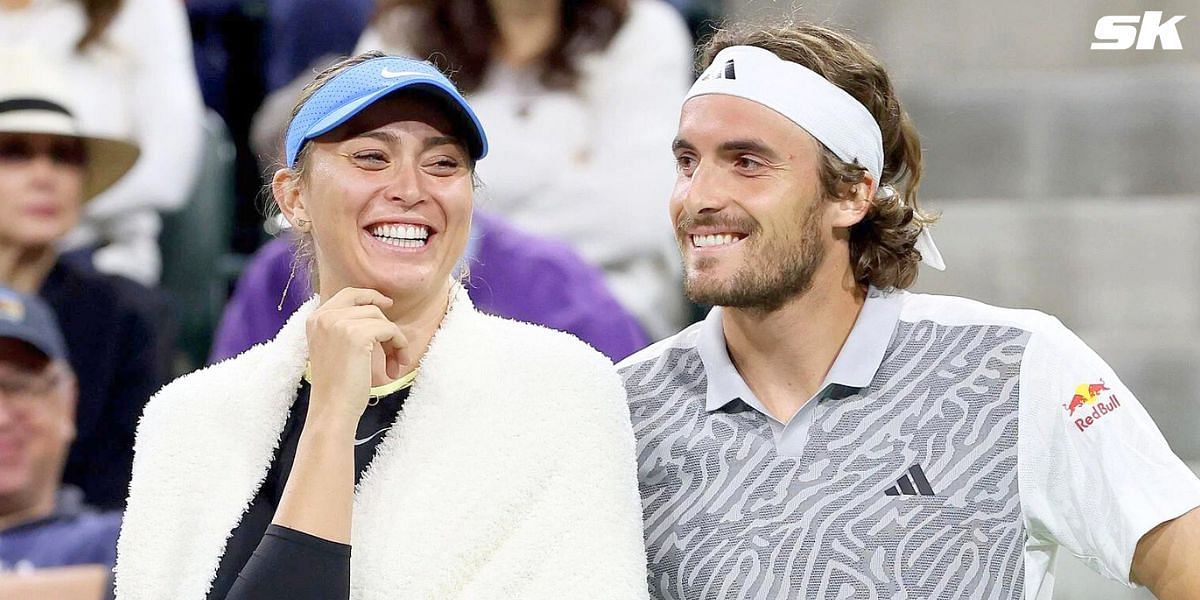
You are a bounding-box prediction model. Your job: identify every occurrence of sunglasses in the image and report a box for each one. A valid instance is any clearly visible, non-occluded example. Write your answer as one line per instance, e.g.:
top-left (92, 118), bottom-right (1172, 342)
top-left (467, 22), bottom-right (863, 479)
top-left (0, 136), bottom-right (87, 167)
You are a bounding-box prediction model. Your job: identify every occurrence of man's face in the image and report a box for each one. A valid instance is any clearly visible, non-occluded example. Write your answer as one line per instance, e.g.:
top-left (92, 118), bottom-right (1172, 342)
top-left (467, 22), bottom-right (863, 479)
top-left (0, 133), bottom-right (87, 249)
top-left (669, 94), bottom-right (835, 312)
top-left (0, 338), bottom-right (75, 513)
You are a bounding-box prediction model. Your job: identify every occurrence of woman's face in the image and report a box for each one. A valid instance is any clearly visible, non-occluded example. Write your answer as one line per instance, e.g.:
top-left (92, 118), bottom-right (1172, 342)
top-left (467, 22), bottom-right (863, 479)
top-left (278, 92), bottom-right (474, 306)
top-left (0, 133), bottom-right (85, 250)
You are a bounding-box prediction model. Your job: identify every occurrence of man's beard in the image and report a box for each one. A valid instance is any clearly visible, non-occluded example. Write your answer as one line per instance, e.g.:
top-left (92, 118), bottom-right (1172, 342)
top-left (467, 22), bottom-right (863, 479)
top-left (680, 200), bottom-right (825, 313)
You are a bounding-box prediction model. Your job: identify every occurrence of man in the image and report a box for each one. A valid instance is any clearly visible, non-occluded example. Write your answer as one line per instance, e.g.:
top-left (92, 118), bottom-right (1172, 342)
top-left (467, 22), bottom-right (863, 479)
top-left (0, 52), bottom-right (170, 508)
top-left (619, 21), bottom-right (1200, 599)
top-left (0, 287), bottom-right (119, 599)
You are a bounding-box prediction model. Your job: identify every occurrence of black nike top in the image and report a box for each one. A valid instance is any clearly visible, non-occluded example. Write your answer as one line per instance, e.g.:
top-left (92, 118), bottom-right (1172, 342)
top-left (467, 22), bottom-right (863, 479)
top-left (207, 380), bottom-right (409, 600)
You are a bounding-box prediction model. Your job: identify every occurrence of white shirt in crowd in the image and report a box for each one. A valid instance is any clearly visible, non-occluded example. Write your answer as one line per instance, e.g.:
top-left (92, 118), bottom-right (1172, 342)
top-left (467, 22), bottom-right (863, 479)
top-left (0, 0), bottom-right (204, 285)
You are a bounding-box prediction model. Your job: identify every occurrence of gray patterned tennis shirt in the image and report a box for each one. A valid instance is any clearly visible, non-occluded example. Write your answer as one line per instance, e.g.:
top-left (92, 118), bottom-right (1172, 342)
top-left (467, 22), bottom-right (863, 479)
top-left (618, 288), bottom-right (1200, 600)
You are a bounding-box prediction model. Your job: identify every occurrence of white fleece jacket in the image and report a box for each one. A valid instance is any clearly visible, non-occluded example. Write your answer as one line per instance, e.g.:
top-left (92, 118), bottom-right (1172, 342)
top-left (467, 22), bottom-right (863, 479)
top-left (115, 288), bottom-right (649, 599)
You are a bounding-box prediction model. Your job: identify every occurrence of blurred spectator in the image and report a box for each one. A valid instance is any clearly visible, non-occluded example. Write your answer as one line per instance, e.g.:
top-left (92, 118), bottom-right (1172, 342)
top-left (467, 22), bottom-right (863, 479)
top-left (350, 0), bottom-right (693, 339)
top-left (0, 56), bottom-right (170, 509)
top-left (264, 0), bottom-right (373, 93)
top-left (211, 210), bottom-right (649, 363)
top-left (187, 0), bottom-right (273, 255)
top-left (0, 0), bottom-right (204, 286)
top-left (662, 0), bottom-right (720, 44)
top-left (0, 287), bottom-right (119, 600)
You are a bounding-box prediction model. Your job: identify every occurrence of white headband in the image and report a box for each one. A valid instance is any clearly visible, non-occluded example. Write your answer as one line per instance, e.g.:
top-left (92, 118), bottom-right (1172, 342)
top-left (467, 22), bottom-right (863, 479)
top-left (685, 45), bottom-right (944, 271)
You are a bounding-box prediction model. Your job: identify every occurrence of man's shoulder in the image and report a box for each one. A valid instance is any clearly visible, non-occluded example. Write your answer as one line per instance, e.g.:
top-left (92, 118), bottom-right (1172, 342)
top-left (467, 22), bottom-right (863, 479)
top-left (0, 490), bottom-right (121, 568)
top-left (897, 290), bottom-right (1064, 335)
top-left (52, 506), bottom-right (122, 549)
top-left (618, 320), bottom-right (704, 371)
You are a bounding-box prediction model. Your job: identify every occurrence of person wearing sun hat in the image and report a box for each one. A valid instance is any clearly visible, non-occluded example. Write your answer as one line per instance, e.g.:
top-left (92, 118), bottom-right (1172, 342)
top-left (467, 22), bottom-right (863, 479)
top-left (0, 51), bottom-right (170, 511)
top-left (115, 52), bottom-right (649, 600)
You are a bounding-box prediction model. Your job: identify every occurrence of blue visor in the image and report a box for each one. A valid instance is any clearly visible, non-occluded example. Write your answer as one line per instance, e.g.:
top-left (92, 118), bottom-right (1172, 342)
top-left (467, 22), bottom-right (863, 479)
top-left (284, 56), bottom-right (488, 167)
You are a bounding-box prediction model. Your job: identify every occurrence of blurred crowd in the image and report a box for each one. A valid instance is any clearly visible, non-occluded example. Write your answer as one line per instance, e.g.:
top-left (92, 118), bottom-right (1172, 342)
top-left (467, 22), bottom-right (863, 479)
top-left (0, 0), bottom-right (719, 596)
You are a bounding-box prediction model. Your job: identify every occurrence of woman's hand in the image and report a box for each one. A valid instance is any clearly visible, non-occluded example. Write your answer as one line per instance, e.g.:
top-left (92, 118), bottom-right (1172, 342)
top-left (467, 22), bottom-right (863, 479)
top-left (305, 287), bottom-right (408, 422)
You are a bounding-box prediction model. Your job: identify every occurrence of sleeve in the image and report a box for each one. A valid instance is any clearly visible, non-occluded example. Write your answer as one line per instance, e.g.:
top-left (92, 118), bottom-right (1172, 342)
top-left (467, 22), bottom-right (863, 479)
top-left (1017, 317), bottom-right (1200, 585)
top-left (84, 0), bottom-right (205, 221)
top-left (511, 0), bottom-right (693, 269)
top-left (89, 209), bottom-right (162, 285)
top-left (224, 525), bottom-right (350, 600)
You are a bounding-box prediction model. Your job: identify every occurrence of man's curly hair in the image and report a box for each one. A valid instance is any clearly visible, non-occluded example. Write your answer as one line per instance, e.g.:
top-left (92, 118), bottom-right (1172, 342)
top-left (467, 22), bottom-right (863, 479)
top-left (700, 21), bottom-right (937, 290)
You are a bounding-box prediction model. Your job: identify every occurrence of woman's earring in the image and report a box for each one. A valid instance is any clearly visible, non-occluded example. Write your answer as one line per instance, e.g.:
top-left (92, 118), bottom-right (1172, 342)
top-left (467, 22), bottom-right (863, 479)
top-left (295, 218), bottom-right (310, 232)
top-left (277, 253), bottom-right (301, 312)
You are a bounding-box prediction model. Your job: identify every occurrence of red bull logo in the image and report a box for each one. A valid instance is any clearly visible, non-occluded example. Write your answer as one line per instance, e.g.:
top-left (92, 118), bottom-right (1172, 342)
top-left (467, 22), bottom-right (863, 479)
top-left (1065, 380), bottom-right (1123, 431)
top-left (1066, 382), bottom-right (1109, 415)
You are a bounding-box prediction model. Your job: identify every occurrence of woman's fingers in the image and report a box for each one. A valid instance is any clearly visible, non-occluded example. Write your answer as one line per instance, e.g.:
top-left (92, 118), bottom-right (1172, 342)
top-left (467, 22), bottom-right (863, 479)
top-left (341, 319), bottom-right (408, 383)
top-left (310, 304), bottom-right (389, 330)
top-left (305, 288), bottom-right (409, 415)
top-left (322, 287), bottom-right (393, 311)
top-left (379, 324), bottom-right (409, 373)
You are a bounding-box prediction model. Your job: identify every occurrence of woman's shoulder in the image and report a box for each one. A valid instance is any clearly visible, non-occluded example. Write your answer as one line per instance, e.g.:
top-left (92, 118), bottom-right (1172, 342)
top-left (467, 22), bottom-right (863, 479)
top-left (139, 336), bottom-right (297, 428)
top-left (457, 312), bottom-right (630, 441)
top-left (471, 311), bottom-right (616, 374)
top-left (450, 311), bottom-right (625, 409)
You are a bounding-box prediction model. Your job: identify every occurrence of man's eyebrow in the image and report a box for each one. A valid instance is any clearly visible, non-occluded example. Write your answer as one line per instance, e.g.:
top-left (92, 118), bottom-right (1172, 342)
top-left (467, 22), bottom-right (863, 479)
top-left (672, 137), bottom-right (782, 161)
top-left (718, 139), bottom-right (781, 161)
top-left (672, 138), bottom-right (696, 152)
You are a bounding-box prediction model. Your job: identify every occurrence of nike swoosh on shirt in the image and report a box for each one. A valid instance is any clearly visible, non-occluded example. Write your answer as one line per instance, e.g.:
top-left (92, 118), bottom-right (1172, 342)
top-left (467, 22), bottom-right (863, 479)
top-left (355, 427), bottom-right (392, 446)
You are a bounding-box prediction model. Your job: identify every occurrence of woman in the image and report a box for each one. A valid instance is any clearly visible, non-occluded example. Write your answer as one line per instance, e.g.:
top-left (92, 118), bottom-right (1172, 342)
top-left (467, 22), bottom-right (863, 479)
top-left (0, 0), bottom-right (203, 285)
top-left (356, 0), bottom-right (693, 339)
top-left (0, 52), bottom-right (167, 511)
top-left (114, 53), bottom-right (649, 599)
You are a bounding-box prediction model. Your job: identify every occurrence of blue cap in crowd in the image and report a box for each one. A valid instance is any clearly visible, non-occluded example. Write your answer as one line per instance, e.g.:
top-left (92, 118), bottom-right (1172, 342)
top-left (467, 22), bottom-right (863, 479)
top-left (0, 287), bottom-right (67, 361)
top-left (284, 55), bottom-right (488, 168)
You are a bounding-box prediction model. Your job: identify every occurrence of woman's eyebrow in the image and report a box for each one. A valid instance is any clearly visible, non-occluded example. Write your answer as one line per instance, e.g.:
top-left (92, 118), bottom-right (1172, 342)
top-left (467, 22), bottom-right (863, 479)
top-left (351, 131), bottom-right (464, 153)
top-left (422, 135), bottom-right (464, 152)
top-left (356, 130), bottom-right (402, 144)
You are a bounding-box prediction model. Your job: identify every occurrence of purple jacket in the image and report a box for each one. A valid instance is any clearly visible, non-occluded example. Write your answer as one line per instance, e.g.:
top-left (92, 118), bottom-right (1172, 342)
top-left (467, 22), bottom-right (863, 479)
top-left (209, 212), bottom-right (648, 363)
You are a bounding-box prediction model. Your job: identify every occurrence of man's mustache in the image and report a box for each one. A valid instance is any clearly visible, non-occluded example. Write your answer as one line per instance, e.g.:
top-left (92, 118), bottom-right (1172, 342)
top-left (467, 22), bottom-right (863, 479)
top-left (675, 212), bottom-right (758, 235)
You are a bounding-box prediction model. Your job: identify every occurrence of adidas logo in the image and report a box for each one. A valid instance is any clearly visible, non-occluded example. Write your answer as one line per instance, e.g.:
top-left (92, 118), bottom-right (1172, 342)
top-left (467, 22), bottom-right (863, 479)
top-left (884, 464), bottom-right (936, 496)
top-left (699, 59), bottom-right (737, 82)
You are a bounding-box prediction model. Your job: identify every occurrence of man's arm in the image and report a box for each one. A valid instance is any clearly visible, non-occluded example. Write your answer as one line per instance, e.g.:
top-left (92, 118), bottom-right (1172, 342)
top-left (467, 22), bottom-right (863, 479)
top-left (0, 565), bottom-right (109, 600)
top-left (1132, 506), bottom-right (1200, 599)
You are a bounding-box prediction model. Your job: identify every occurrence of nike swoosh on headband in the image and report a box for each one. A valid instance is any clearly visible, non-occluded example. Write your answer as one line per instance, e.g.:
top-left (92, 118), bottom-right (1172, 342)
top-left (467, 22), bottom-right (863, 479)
top-left (355, 426), bottom-right (392, 446)
top-left (381, 68), bottom-right (423, 79)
